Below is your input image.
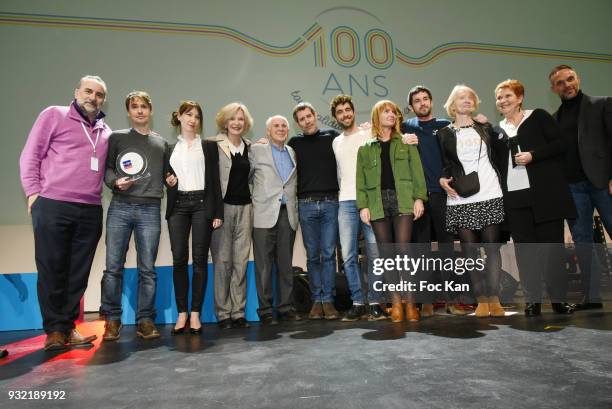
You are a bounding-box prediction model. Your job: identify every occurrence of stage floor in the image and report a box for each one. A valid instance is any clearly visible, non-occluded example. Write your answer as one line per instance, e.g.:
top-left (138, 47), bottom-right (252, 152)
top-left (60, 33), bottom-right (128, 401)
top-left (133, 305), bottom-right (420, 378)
top-left (1, 307), bottom-right (611, 409)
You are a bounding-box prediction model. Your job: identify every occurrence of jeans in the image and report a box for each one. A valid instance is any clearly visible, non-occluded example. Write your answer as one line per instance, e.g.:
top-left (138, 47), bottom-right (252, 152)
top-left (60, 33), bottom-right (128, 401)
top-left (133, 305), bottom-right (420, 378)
top-left (168, 194), bottom-right (213, 314)
top-left (567, 180), bottom-right (612, 301)
top-left (338, 200), bottom-right (379, 305)
top-left (31, 197), bottom-right (102, 334)
top-left (298, 198), bottom-right (338, 303)
top-left (101, 199), bottom-right (161, 323)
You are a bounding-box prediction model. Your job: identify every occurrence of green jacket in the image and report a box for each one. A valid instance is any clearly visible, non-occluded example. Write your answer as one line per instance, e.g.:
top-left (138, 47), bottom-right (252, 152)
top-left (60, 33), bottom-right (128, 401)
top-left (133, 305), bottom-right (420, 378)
top-left (356, 132), bottom-right (427, 221)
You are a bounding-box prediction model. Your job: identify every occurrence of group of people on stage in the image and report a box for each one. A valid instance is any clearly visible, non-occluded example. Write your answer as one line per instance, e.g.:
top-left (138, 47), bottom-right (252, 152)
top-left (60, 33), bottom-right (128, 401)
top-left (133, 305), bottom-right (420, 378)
top-left (19, 64), bottom-right (611, 351)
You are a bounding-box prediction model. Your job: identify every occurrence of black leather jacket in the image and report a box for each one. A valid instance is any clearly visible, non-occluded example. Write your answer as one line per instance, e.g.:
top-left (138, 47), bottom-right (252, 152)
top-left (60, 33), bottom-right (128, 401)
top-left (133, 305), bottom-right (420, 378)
top-left (436, 121), bottom-right (504, 182)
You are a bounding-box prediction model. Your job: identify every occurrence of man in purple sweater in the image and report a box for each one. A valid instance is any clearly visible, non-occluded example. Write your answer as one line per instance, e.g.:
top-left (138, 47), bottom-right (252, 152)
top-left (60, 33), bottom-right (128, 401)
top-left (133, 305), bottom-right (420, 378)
top-left (19, 75), bottom-right (112, 351)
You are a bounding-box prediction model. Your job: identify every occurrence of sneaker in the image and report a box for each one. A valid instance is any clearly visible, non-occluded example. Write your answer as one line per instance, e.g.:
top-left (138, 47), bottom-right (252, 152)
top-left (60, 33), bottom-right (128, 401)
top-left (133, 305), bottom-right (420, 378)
top-left (342, 305), bottom-right (367, 322)
top-left (102, 320), bottom-right (122, 341)
top-left (308, 303), bottom-right (323, 320)
top-left (368, 304), bottom-right (389, 321)
top-left (322, 302), bottom-right (339, 320)
top-left (136, 320), bottom-right (160, 340)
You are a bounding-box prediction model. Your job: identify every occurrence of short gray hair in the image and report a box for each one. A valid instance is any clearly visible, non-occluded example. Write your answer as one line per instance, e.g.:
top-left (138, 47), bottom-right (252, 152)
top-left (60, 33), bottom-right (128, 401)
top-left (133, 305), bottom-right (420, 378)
top-left (77, 75), bottom-right (108, 95)
top-left (265, 114), bottom-right (289, 129)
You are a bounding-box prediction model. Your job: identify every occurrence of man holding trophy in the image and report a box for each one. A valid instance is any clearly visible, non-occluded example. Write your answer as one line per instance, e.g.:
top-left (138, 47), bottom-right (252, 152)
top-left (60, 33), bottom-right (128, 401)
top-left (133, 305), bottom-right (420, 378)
top-left (100, 91), bottom-right (168, 341)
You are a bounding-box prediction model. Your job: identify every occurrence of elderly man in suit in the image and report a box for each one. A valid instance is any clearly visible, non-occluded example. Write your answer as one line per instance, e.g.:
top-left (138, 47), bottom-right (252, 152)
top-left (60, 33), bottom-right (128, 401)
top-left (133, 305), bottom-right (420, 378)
top-left (550, 64), bottom-right (612, 309)
top-left (250, 115), bottom-right (300, 324)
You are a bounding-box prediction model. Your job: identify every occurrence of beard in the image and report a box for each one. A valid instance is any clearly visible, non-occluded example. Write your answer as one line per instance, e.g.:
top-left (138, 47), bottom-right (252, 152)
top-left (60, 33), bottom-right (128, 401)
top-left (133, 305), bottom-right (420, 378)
top-left (416, 107), bottom-right (432, 118)
top-left (76, 98), bottom-right (99, 114)
top-left (339, 117), bottom-right (355, 130)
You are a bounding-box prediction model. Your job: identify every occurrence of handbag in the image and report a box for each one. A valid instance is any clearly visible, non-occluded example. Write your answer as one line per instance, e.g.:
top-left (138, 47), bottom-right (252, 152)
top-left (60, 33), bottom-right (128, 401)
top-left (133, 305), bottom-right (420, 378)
top-left (451, 137), bottom-right (482, 197)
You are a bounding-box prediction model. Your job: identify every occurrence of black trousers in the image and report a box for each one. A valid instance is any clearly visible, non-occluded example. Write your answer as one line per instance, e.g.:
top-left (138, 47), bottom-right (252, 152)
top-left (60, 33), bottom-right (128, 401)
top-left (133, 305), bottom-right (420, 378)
top-left (506, 206), bottom-right (567, 303)
top-left (253, 207), bottom-right (296, 316)
top-left (168, 196), bottom-right (213, 313)
top-left (31, 197), bottom-right (102, 334)
top-left (412, 191), bottom-right (459, 303)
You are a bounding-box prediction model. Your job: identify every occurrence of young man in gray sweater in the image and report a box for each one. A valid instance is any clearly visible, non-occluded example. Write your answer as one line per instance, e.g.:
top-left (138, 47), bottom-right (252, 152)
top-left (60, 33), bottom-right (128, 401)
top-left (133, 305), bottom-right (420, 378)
top-left (100, 91), bottom-right (168, 341)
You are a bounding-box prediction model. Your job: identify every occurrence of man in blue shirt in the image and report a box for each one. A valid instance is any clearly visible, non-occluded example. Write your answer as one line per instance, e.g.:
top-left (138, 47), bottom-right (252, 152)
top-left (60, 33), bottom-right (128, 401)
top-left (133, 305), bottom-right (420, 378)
top-left (250, 115), bottom-right (300, 324)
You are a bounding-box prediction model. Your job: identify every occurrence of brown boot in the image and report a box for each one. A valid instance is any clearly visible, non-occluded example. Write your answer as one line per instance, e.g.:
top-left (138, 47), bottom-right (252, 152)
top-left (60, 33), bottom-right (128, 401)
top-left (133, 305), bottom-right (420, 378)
top-left (489, 296), bottom-right (505, 317)
top-left (308, 302), bottom-right (323, 320)
top-left (322, 302), bottom-right (339, 320)
top-left (475, 297), bottom-right (490, 318)
top-left (421, 303), bottom-right (434, 317)
top-left (103, 320), bottom-right (122, 341)
top-left (390, 303), bottom-right (404, 322)
top-left (44, 331), bottom-right (67, 351)
top-left (405, 303), bottom-right (420, 322)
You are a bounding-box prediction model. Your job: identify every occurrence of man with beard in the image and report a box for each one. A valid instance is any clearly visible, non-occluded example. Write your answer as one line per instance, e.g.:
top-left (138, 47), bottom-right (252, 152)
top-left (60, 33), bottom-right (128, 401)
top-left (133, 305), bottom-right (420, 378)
top-left (288, 102), bottom-right (340, 320)
top-left (20, 75), bottom-right (112, 350)
top-left (401, 85), bottom-right (469, 316)
top-left (550, 64), bottom-right (612, 309)
top-left (331, 95), bottom-right (388, 321)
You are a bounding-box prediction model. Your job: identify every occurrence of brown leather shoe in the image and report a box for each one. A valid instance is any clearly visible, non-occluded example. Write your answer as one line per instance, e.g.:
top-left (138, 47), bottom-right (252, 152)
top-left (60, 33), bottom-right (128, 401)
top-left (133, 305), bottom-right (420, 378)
top-left (44, 331), bottom-right (67, 351)
top-left (390, 303), bottom-right (404, 323)
top-left (67, 329), bottom-right (97, 346)
top-left (322, 302), bottom-right (339, 320)
top-left (136, 320), bottom-right (161, 339)
top-left (421, 303), bottom-right (434, 317)
top-left (103, 320), bottom-right (122, 341)
top-left (308, 302), bottom-right (323, 320)
top-left (405, 303), bottom-right (420, 322)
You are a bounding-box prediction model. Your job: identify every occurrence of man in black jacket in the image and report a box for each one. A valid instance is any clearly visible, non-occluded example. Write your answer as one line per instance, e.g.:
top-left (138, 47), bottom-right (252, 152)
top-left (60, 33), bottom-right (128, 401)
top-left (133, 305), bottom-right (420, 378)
top-left (550, 64), bottom-right (612, 309)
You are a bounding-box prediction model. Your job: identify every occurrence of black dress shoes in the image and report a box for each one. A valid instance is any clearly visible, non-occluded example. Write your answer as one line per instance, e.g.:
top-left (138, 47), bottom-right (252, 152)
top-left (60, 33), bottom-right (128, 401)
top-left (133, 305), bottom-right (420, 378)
top-left (217, 318), bottom-right (232, 329)
top-left (260, 313), bottom-right (278, 326)
top-left (232, 317), bottom-right (250, 328)
top-left (573, 301), bottom-right (604, 310)
top-left (524, 303), bottom-right (541, 317)
top-left (551, 303), bottom-right (575, 314)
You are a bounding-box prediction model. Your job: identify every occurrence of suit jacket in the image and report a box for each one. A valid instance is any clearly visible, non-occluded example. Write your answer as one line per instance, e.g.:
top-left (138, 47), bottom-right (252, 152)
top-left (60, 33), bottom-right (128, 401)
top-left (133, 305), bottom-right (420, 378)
top-left (553, 93), bottom-right (612, 189)
top-left (492, 109), bottom-right (576, 223)
top-left (165, 139), bottom-right (223, 221)
top-left (249, 143), bottom-right (298, 230)
top-left (206, 134), bottom-right (252, 198)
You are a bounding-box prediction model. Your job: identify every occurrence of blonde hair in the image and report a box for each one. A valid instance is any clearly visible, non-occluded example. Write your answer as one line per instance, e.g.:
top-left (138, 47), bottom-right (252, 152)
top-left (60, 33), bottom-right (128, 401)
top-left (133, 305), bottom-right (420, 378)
top-left (443, 85), bottom-right (480, 119)
top-left (215, 102), bottom-right (253, 136)
top-left (371, 100), bottom-right (403, 139)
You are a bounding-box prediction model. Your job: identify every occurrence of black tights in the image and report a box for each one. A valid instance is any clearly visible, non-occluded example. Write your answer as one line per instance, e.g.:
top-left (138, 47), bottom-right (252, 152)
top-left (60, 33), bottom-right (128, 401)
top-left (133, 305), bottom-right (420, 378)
top-left (371, 214), bottom-right (414, 244)
top-left (371, 215), bottom-right (414, 303)
top-left (457, 224), bottom-right (502, 299)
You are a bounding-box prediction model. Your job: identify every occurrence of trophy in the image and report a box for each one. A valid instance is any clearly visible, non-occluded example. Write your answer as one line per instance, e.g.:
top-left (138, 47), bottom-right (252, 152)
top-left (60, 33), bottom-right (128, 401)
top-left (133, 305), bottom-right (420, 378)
top-left (116, 149), bottom-right (151, 182)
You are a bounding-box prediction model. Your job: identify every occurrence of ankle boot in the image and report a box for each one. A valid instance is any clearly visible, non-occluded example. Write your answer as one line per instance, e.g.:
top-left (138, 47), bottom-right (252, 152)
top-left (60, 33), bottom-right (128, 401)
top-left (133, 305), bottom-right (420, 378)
top-left (488, 296), bottom-right (505, 317)
top-left (405, 303), bottom-right (420, 322)
top-left (390, 303), bottom-right (404, 323)
top-left (421, 303), bottom-right (434, 317)
top-left (475, 297), bottom-right (490, 318)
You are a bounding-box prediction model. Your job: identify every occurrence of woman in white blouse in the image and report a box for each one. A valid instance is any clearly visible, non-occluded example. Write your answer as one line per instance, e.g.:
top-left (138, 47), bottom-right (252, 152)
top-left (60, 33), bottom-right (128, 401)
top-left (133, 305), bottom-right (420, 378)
top-left (437, 85), bottom-right (506, 318)
top-left (493, 79), bottom-right (576, 317)
top-left (165, 101), bottom-right (223, 334)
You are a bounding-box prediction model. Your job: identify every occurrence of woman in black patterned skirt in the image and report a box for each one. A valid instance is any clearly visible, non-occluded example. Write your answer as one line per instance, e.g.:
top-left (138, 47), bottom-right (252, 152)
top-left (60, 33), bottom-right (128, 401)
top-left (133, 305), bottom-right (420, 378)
top-left (437, 85), bottom-right (506, 318)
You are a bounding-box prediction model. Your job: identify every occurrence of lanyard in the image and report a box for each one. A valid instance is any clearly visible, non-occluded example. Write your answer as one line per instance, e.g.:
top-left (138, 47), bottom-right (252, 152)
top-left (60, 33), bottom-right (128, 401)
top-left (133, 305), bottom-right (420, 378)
top-left (80, 122), bottom-right (101, 157)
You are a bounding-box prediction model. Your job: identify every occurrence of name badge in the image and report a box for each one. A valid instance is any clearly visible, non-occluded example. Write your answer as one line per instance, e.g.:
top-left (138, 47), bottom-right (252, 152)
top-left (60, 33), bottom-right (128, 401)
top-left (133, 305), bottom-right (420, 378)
top-left (91, 156), bottom-right (99, 172)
